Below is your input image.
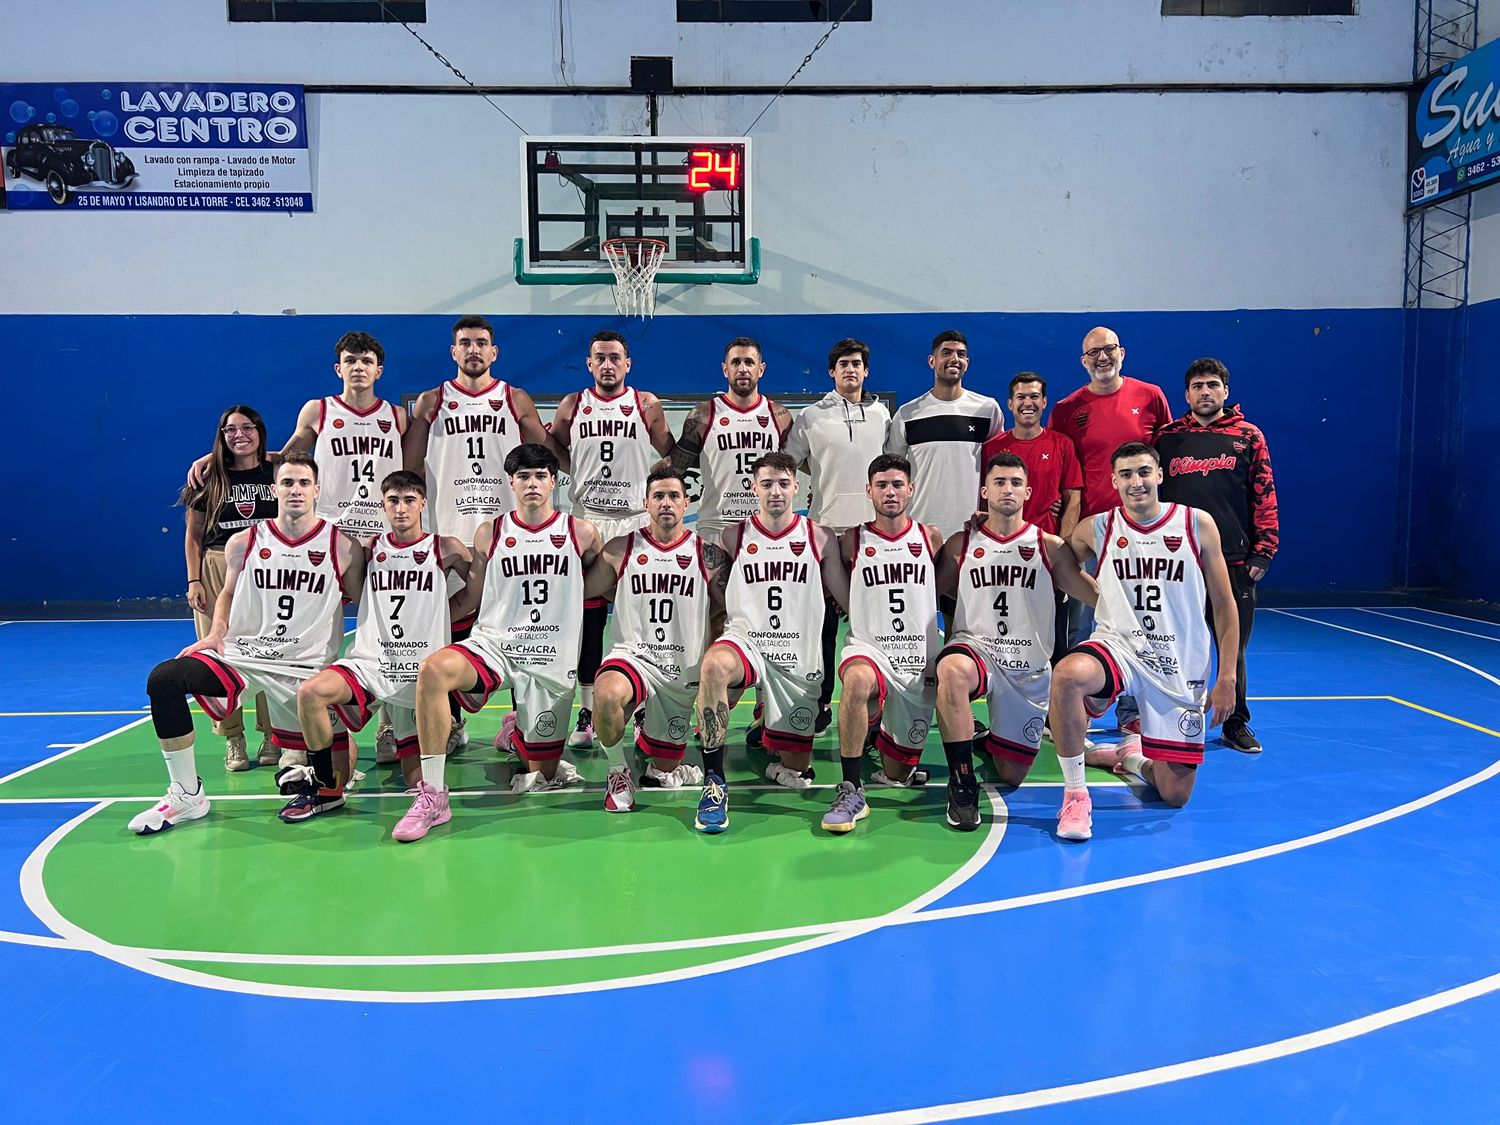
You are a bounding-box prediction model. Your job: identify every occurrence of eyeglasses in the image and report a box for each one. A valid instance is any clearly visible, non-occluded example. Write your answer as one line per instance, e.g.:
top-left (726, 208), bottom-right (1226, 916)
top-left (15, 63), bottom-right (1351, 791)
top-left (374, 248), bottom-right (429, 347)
top-left (222, 425), bottom-right (257, 436)
top-left (1083, 344), bottom-right (1121, 359)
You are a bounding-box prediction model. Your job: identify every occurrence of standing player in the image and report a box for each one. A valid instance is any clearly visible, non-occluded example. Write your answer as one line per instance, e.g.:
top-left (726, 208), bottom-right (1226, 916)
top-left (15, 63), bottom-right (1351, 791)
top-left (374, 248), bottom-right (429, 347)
top-left (694, 452), bottom-right (849, 834)
top-left (783, 338), bottom-right (892, 733)
top-left (131, 454), bottom-right (365, 834)
top-left (407, 444), bottom-right (601, 841)
top-left (1051, 442), bottom-right (1240, 840)
top-left (290, 472), bottom-right (473, 841)
top-left (403, 316), bottom-right (557, 752)
top-left (548, 330), bottom-right (677, 751)
top-left (934, 453), bottom-right (1096, 830)
top-left (822, 454), bottom-right (944, 834)
top-left (667, 337), bottom-right (795, 550)
top-left (583, 466), bottom-right (728, 812)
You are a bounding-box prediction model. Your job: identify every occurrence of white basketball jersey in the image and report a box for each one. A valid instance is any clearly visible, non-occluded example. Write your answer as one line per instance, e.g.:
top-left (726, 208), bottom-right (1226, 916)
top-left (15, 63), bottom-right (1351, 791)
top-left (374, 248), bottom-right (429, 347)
top-left (612, 528), bottom-right (712, 681)
top-left (847, 520), bottom-right (939, 687)
top-left (424, 379), bottom-right (523, 544)
top-left (471, 511), bottom-right (584, 680)
top-left (1092, 504), bottom-right (1211, 694)
top-left (568, 387), bottom-right (653, 520)
top-left (725, 515), bottom-right (825, 677)
top-left (225, 520), bottom-right (344, 671)
top-left (346, 532), bottom-right (450, 699)
top-left (952, 521), bottom-right (1056, 676)
top-left (697, 394), bottom-right (780, 539)
top-left (314, 396), bottom-right (404, 536)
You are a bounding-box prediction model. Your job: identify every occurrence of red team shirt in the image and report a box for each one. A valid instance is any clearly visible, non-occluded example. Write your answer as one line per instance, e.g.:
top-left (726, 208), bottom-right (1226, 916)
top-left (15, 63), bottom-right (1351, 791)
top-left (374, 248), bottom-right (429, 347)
top-left (978, 429), bottom-right (1083, 534)
top-left (1049, 377), bottom-right (1173, 517)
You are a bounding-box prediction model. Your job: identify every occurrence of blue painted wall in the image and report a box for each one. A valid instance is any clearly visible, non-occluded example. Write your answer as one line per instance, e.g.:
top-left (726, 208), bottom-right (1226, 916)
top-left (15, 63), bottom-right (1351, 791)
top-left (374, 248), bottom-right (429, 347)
top-left (0, 307), bottom-right (1399, 603)
top-left (1457, 296), bottom-right (1500, 603)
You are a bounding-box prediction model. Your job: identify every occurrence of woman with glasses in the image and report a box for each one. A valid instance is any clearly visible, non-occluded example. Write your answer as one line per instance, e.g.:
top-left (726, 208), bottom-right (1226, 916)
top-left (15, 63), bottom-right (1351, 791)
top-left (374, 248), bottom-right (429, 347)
top-left (178, 405), bottom-right (277, 772)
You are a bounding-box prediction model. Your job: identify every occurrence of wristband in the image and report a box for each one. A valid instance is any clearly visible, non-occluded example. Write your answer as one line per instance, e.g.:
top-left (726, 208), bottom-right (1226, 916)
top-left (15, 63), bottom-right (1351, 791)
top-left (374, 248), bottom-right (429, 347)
top-left (188, 579), bottom-right (203, 584)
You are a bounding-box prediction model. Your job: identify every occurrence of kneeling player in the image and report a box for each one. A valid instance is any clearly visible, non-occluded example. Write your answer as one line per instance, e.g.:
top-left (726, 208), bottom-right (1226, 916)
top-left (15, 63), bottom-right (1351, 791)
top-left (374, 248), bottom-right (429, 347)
top-left (1050, 442), bottom-right (1239, 839)
top-left (933, 453), bottom-right (1095, 831)
top-left (132, 454), bottom-right (364, 833)
top-left (293, 472), bottom-right (473, 842)
top-left (410, 444), bottom-right (601, 836)
top-left (694, 452), bottom-right (849, 833)
top-left (584, 466), bottom-right (727, 812)
top-left (825, 455), bottom-right (944, 833)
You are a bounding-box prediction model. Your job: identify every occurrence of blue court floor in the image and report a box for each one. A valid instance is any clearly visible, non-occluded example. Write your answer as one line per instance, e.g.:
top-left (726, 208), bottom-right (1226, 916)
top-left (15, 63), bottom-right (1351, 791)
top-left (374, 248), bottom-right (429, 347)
top-left (1, 606), bottom-right (1498, 1122)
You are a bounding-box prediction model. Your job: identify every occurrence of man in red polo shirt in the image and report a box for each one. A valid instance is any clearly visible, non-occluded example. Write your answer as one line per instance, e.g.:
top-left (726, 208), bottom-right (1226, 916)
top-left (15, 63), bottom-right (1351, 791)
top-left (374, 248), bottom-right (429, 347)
top-left (979, 372), bottom-right (1082, 661)
top-left (1050, 327), bottom-right (1172, 731)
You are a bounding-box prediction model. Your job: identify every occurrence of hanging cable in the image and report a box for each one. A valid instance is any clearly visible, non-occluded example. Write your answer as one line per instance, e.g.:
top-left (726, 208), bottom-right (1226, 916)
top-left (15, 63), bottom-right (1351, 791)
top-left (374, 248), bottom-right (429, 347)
top-left (377, 0), bottom-right (531, 134)
top-left (740, 0), bottom-right (862, 135)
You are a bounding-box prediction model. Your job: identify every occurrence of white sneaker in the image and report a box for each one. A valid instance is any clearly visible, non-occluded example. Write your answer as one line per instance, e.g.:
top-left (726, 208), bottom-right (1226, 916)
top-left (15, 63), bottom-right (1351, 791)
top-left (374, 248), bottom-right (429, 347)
top-left (446, 715), bottom-right (468, 754)
top-left (224, 734), bottom-right (250, 772)
top-left (644, 762), bottom-right (704, 789)
top-left (604, 765), bottom-right (635, 812)
top-left (128, 780), bottom-right (210, 835)
top-left (765, 762), bottom-right (813, 790)
top-left (277, 748), bottom-right (308, 770)
top-left (256, 739), bottom-right (278, 766)
top-left (870, 767), bottom-right (929, 787)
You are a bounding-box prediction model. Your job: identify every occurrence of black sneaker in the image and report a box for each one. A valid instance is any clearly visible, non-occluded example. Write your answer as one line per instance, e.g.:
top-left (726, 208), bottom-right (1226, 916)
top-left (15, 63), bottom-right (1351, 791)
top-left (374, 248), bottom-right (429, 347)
top-left (814, 706), bottom-right (833, 734)
top-left (1222, 722), bottom-right (1262, 754)
top-left (745, 721), bottom-right (764, 751)
top-left (945, 772), bottom-right (981, 831)
top-left (971, 717), bottom-right (990, 755)
top-left (567, 707), bottom-right (595, 749)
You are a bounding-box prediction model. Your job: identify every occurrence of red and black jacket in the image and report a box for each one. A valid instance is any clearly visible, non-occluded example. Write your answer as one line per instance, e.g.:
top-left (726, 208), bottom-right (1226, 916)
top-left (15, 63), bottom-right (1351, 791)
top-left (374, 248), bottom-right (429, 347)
top-left (1155, 405), bottom-right (1279, 572)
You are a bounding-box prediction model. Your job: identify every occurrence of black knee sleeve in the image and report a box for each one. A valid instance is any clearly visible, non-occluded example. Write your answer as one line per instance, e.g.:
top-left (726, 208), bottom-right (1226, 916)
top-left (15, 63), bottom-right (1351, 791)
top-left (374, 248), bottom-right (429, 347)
top-left (146, 656), bottom-right (221, 741)
top-left (578, 601), bottom-right (609, 683)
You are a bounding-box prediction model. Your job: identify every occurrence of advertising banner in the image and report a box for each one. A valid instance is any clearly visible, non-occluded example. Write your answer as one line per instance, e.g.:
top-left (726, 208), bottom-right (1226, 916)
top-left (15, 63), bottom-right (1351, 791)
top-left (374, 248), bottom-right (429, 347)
top-left (1, 82), bottom-right (312, 211)
top-left (1408, 40), bottom-right (1500, 209)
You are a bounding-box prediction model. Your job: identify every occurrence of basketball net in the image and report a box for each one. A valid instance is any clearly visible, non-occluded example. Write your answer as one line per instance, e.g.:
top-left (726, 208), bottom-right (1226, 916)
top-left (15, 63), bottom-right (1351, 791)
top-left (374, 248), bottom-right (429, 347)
top-left (603, 237), bottom-right (667, 319)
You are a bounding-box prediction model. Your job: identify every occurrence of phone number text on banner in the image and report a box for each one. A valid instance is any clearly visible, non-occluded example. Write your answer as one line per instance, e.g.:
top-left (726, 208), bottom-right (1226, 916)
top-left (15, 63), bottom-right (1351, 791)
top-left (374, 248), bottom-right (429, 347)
top-left (1, 82), bottom-right (313, 211)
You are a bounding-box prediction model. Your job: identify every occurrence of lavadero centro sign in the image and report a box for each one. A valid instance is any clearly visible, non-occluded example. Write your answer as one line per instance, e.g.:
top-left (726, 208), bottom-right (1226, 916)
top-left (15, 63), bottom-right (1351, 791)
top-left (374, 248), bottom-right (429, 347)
top-left (1409, 38), bottom-right (1500, 209)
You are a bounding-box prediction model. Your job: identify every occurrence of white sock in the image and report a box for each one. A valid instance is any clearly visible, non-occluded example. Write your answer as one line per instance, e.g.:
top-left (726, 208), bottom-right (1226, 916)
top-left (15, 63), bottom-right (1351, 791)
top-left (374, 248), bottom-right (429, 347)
top-left (1121, 750), bottom-right (1148, 779)
top-left (601, 731), bottom-right (627, 770)
top-left (419, 753), bottom-right (446, 790)
top-left (580, 684), bottom-right (595, 710)
top-left (164, 747), bottom-right (199, 792)
top-left (1059, 752), bottom-right (1087, 792)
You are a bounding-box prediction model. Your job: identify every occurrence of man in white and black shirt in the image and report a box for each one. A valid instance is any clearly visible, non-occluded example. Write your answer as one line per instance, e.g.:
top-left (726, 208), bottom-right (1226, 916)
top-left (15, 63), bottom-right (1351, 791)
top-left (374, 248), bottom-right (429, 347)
top-left (886, 330), bottom-right (1004, 540)
top-left (783, 338), bottom-right (892, 729)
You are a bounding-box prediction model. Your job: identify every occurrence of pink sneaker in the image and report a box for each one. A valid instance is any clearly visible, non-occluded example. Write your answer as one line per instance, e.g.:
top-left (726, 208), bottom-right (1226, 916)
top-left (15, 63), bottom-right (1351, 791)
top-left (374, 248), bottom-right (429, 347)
top-left (1057, 788), bottom-right (1093, 842)
top-left (1085, 732), bottom-right (1139, 774)
top-left (391, 781), bottom-right (451, 843)
top-left (494, 712), bottom-right (518, 755)
top-left (604, 765), bottom-right (635, 813)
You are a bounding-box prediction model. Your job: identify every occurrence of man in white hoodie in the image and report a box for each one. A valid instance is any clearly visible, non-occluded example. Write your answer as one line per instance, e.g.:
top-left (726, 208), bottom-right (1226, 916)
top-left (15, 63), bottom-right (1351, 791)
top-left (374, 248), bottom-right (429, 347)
top-left (782, 338), bottom-right (891, 731)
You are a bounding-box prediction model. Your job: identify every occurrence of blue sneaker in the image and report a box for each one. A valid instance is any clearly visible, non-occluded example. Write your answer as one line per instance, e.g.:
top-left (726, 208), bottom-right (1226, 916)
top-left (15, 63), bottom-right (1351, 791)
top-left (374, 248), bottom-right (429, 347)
top-left (695, 772), bottom-right (730, 834)
top-left (821, 781), bottom-right (868, 834)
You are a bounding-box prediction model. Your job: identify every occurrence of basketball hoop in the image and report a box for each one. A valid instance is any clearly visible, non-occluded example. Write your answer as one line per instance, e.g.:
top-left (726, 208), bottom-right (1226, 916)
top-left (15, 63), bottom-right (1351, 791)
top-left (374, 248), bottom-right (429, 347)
top-left (602, 237), bottom-right (668, 319)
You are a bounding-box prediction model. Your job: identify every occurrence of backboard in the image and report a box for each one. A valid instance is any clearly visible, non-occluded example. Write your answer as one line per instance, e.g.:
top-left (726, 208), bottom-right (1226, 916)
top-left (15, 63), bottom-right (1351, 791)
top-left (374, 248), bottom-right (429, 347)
top-left (515, 136), bottom-right (757, 285)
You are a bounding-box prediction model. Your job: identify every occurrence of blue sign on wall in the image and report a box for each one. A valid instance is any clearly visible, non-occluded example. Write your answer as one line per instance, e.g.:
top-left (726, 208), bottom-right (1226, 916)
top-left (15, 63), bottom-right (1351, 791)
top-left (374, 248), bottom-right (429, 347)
top-left (1408, 41), bottom-right (1500, 209)
top-left (1, 82), bottom-right (312, 211)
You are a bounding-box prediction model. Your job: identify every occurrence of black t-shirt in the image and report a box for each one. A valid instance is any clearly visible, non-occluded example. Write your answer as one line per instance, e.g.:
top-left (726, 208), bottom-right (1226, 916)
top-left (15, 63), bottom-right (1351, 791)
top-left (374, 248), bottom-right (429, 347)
top-left (191, 464), bottom-right (277, 549)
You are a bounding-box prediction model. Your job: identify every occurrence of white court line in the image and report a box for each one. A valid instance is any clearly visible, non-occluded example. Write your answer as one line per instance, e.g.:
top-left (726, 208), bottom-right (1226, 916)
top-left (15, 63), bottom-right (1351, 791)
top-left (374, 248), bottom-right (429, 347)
top-left (1398, 606), bottom-right (1500, 629)
top-left (17, 786), bottom-right (1009, 1002)
top-left (0, 717), bottom-right (153, 787)
top-left (1267, 610), bottom-right (1500, 690)
top-left (1356, 608), bottom-right (1500, 643)
top-left (45, 744), bottom-right (80, 750)
top-left (0, 928), bottom-right (71, 950)
top-left (793, 968), bottom-right (1500, 1123)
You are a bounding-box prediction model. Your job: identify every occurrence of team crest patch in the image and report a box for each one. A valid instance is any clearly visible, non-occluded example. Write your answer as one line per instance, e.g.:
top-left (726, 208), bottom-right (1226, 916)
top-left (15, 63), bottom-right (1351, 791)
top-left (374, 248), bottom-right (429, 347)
top-left (551, 535), bottom-right (567, 549)
top-left (376, 552), bottom-right (388, 563)
top-left (865, 546), bottom-right (877, 557)
top-left (676, 554), bottom-right (692, 569)
top-left (1018, 544), bottom-right (1035, 561)
top-left (447, 401), bottom-right (459, 410)
top-left (377, 419), bottom-right (392, 433)
top-left (746, 543), bottom-right (758, 555)
top-left (757, 415), bottom-right (770, 428)
top-left (307, 551), bottom-right (327, 567)
top-left (582, 405), bottom-right (592, 415)
top-left (1233, 440), bottom-right (1247, 452)
top-left (1117, 536), bottom-right (1129, 548)
top-left (620, 405), bottom-right (634, 417)
top-left (236, 501), bottom-right (256, 518)
top-left (505, 536), bottom-right (518, 549)
top-left (489, 399), bottom-right (505, 411)
top-left (413, 550), bottom-right (429, 564)
top-left (259, 548), bottom-right (273, 560)
top-left (332, 418), bottom-right (345, 429)
top-left (1163, 535), bottom-right (1183, 552)
top-left (790, 541), bottom-right (806, 556)
top-left (637, 554), bottom-right (650, 565)
top-left (1072, 408), bottom-right (1090, 429)
top-left (908, 541), bottom-right (923, 557)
